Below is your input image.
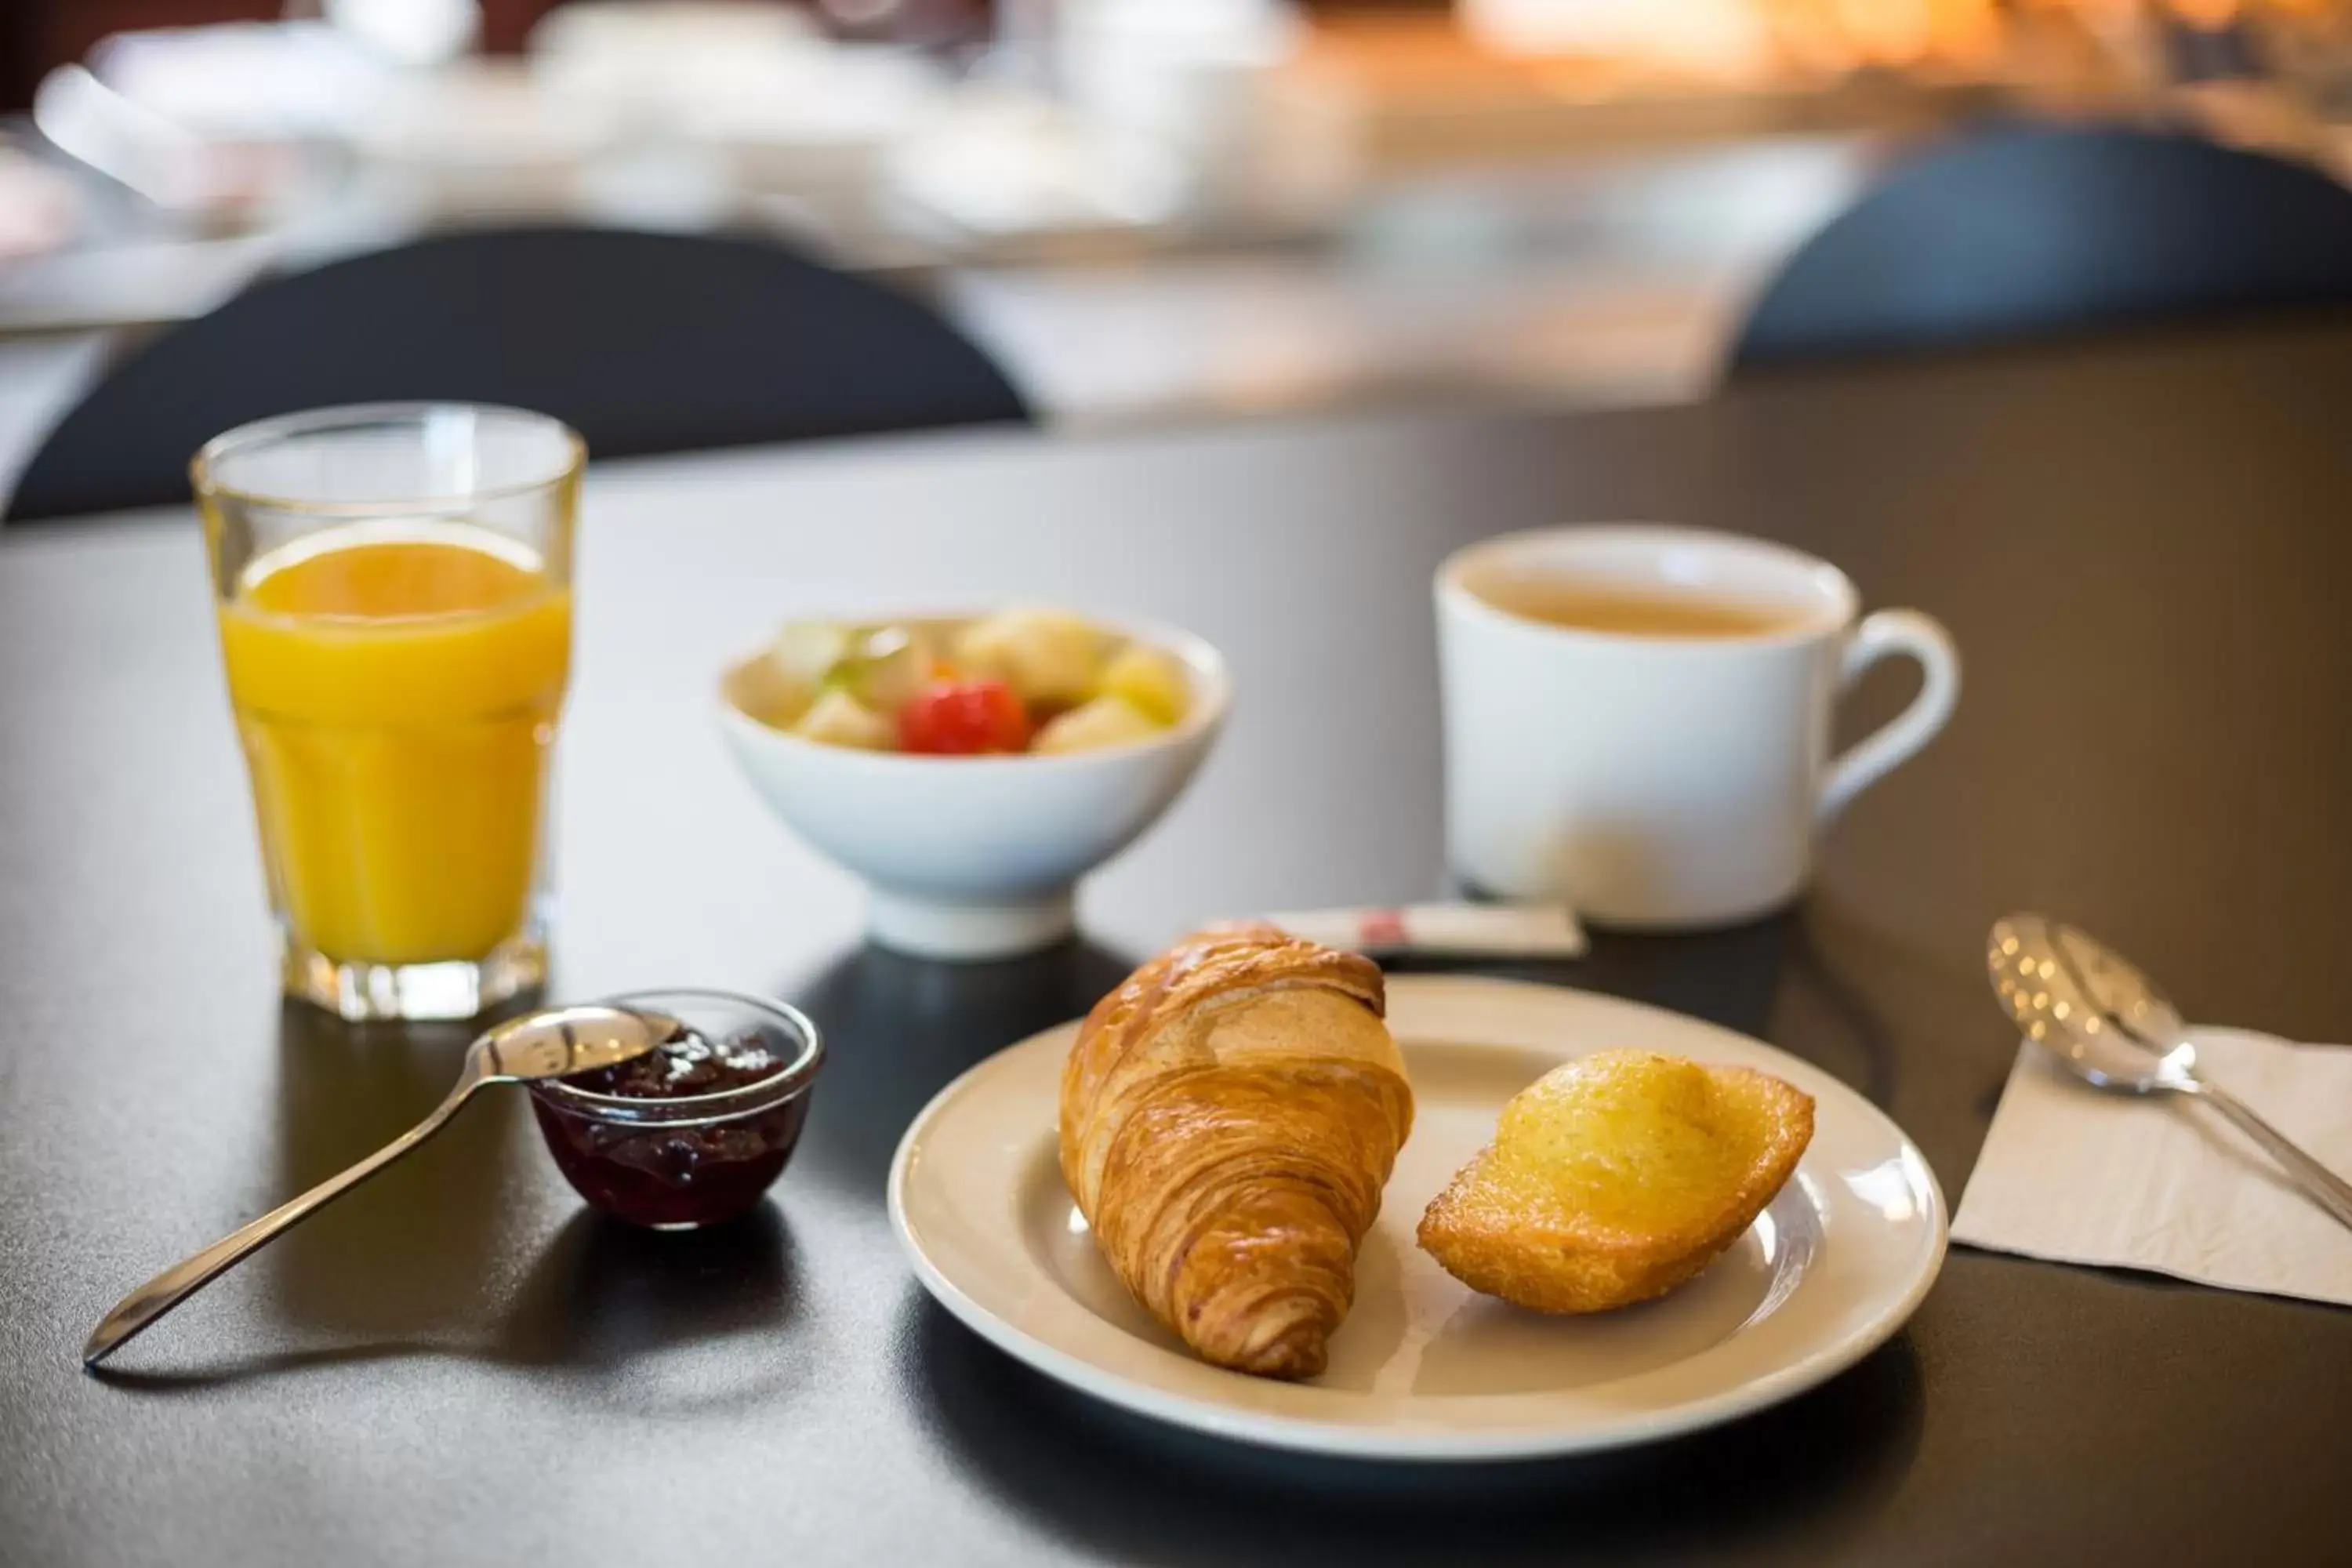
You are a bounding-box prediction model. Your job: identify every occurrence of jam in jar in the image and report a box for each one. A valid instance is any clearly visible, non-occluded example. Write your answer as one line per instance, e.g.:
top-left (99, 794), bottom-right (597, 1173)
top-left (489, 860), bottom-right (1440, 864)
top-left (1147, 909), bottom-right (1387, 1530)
top-left (527, 990), bottom-right (822, 1229)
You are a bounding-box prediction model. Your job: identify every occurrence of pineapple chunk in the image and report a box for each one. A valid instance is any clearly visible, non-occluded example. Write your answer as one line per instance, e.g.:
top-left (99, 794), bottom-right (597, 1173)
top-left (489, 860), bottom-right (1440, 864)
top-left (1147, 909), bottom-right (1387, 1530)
top-left (954, 608), bottom-right (1105, 707)
top-left (735, 662), bottom-right (814, 731)
top-left (791, 688), bottom-right (897, 750)
top-left (1095, 643), bottom-right (1189, 726)
top-left (1033, 695), bottom-right (1162, 755)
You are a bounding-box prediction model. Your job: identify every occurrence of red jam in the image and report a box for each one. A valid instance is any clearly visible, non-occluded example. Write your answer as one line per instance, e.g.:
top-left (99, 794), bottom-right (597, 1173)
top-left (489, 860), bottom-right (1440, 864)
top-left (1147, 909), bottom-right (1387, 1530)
top-left (563, 1027), bottom-right (784, 1099)
top-left (529, 1027), bottom-right (813, 1229)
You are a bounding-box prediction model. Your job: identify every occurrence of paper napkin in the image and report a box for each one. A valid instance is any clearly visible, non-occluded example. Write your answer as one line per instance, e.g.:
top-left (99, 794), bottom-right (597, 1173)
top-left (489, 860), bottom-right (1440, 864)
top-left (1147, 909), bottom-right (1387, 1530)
top-left (1953, 1029), bottom-right (2352, 1308)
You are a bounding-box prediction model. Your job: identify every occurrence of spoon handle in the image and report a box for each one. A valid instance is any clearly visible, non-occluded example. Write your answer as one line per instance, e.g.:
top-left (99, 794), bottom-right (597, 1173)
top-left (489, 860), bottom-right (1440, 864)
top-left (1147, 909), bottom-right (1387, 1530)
top-left (83, 1085), bottom-right (477, 1368)
top-left (2189, 1080), bottom-right (2352, 1234)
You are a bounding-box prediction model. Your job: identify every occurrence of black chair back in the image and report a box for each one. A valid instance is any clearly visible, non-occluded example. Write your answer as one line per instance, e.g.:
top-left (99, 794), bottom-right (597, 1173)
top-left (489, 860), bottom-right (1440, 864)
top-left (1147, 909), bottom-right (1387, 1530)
top-left (1730, 124), bottom-right (2352, 373)
top-left (7, 227), bottom-right (1030, 521)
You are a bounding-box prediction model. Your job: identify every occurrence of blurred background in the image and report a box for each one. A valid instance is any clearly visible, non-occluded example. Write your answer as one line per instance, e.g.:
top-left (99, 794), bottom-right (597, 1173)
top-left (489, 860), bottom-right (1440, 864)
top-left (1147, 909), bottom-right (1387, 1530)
top-left (9, 0), bottom-right (2352, 506)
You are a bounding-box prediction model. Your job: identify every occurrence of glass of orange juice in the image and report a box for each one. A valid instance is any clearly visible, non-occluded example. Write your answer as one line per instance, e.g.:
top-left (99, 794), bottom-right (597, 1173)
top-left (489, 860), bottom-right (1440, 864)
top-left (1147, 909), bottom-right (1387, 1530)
top-left (194, 405), bottom-right (583, 1021)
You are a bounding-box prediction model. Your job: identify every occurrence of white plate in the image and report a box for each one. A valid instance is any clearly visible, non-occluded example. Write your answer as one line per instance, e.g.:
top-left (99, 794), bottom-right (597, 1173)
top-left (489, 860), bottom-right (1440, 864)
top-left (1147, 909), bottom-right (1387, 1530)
top-left (888, 975), bottom-right (1946, 1461)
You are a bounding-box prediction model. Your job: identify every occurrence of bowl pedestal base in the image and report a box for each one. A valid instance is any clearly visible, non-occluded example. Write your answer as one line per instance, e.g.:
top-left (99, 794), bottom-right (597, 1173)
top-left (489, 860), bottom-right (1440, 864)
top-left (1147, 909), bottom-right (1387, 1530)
top-left (867, 887), bottom-right (1076, 960)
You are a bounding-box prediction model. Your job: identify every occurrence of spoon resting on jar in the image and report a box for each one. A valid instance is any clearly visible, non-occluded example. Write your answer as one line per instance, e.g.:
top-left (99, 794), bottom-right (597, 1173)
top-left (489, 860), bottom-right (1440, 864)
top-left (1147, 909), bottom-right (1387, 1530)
top-left (82, 1003), bottom-right (682, 1370)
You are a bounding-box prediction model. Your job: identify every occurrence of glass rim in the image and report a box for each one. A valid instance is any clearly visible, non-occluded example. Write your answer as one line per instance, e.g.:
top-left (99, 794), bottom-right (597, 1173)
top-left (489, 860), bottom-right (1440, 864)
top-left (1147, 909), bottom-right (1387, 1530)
top-left (527, 989), bottom-right (825, 1122)
top-left (190, 401), bottom-right (586, 516)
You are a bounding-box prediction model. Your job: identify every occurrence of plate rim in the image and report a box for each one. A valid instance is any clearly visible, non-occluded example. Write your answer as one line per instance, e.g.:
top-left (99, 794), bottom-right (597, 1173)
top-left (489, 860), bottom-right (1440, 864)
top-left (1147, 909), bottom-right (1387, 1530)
top-left (887, 974), bottom-right (1948, 1461)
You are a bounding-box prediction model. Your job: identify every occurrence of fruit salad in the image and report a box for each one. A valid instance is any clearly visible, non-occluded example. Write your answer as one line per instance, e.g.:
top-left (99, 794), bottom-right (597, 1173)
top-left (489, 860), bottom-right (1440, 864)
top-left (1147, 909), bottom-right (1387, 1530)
top-left (750, 610), bottom-right (1192, 757)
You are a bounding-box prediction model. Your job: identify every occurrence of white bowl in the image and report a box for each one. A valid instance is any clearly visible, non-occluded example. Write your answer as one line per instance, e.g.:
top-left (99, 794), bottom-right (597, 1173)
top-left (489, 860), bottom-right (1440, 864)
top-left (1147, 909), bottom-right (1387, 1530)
top-left (716, 614), bottom-right (1229, 960)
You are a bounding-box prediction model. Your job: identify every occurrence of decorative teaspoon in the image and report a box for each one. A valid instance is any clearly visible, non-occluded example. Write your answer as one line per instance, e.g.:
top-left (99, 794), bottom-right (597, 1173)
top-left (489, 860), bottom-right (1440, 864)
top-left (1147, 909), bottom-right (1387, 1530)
top-left (1987, 913), bottom-right (2352, 1235)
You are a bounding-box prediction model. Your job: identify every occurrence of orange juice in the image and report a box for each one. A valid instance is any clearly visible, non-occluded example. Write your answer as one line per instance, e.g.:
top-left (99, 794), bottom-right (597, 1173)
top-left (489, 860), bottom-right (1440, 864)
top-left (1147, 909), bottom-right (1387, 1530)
top-left (218, 521), bottom-right (572, 965)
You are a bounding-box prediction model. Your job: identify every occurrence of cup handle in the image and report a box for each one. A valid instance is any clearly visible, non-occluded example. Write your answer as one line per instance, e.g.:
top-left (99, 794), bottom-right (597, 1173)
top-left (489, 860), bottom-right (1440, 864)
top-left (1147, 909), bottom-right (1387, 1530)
top-left (1818, 609), bottom-right (1960, 826)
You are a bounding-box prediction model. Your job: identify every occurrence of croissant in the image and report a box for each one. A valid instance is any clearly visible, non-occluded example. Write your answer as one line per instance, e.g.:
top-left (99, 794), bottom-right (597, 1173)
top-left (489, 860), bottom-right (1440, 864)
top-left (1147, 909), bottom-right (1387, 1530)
top-left (1058, 924), bottom-right (1414, 1379)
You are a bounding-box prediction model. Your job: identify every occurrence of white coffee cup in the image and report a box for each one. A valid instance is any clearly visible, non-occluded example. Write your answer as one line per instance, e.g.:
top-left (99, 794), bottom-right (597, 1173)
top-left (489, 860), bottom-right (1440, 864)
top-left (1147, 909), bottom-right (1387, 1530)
top-left (1436, 524), bottom-right (1959, 927)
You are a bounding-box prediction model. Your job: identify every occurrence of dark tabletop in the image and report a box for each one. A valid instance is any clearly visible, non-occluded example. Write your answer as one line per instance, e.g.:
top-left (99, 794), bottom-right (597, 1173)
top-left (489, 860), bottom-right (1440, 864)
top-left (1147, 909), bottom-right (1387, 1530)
top-left (6, 322), bottom-right (2352, 1568)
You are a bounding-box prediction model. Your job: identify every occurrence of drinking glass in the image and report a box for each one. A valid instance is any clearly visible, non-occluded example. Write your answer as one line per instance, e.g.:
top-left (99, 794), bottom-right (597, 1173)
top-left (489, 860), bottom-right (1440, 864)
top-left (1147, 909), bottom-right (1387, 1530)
top-left (194, 404), bottom-right (583, 1021)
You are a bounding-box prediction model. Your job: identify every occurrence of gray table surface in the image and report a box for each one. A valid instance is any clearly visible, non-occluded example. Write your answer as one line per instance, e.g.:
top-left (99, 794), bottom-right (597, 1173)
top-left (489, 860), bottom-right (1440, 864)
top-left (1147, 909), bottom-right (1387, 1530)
top-left (5, 323), bottom-right (2352, 1566)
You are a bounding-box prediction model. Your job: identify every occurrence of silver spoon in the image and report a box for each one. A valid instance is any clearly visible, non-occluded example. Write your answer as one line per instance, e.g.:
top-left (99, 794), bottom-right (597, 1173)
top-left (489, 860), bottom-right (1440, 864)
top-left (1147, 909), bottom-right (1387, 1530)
top-left (83, 1003), bottom-right (681, 1369)
top-left (1987, 913), bottom-right (2352, 1233)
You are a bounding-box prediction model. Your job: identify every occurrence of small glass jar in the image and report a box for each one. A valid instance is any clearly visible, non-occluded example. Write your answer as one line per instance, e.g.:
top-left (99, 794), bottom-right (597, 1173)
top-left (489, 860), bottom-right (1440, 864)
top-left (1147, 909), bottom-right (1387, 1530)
top-left (527, 990), bottom-right (822, 1229)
